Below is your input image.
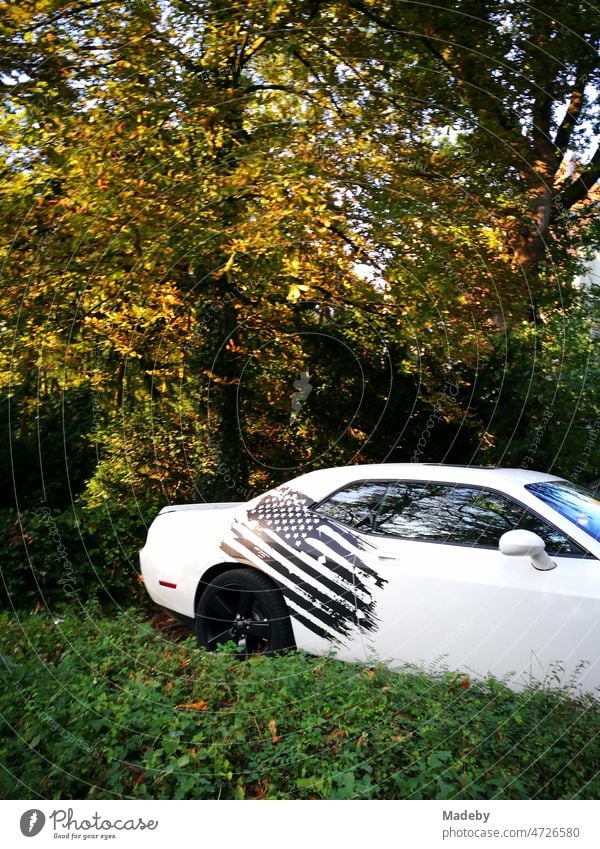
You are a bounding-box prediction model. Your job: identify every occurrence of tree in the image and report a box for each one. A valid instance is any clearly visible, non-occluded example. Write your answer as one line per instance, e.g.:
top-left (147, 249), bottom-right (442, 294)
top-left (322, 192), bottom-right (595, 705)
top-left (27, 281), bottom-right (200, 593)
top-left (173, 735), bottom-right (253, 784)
top-left (1, 0), bottom-right (598, 534)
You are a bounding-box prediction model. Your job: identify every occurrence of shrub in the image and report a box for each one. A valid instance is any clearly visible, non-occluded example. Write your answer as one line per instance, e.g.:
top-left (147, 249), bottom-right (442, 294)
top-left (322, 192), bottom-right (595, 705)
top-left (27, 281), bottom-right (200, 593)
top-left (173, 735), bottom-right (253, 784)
top-left (0, 503), bottom-right (156, 610)
top-left (0, 604), bottom-right (598, 799)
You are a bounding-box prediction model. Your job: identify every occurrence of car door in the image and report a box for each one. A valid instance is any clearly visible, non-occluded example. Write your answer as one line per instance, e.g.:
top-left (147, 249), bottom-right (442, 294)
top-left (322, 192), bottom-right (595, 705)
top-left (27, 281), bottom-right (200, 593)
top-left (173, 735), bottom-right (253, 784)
top-left (324, 481), bottom-right (600, 690)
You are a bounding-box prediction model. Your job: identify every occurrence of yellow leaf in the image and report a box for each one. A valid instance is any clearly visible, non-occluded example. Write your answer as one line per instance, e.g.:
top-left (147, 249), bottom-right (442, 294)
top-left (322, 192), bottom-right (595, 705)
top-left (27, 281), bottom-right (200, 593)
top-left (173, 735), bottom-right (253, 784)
top-left (287, 284), bottom-right (309, 302)
top-left (223, 251), bottom-right (236, 273)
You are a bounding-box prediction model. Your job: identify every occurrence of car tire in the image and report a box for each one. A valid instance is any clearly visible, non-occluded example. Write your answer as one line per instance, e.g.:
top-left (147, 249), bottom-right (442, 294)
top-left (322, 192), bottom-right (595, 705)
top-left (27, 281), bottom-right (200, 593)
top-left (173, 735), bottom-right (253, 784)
top-left (195, 568), bottom-right (295, 656)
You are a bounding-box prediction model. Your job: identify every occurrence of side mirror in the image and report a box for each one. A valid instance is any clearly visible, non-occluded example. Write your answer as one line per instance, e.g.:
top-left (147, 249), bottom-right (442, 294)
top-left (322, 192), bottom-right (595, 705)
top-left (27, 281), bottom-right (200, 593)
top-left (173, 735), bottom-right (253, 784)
top-left (499, 530), bottom-right (557, 571)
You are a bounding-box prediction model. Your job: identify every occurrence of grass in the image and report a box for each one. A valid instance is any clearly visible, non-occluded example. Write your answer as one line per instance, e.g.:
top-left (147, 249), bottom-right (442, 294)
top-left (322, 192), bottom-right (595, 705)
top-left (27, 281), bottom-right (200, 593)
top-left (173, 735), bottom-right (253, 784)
top-left (0, 601), bottom-right (599, 799)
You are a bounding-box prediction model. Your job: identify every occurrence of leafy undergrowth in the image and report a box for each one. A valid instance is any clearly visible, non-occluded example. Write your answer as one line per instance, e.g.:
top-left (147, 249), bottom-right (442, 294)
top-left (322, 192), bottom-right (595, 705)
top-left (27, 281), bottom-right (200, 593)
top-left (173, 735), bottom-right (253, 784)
top-left (0, 602), bottom-right (598, 800)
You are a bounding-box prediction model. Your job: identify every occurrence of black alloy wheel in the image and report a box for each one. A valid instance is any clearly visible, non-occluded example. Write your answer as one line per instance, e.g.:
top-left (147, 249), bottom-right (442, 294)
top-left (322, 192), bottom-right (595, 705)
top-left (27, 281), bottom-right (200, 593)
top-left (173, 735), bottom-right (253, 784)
top-left (196, 568), bottom-right (294, 656)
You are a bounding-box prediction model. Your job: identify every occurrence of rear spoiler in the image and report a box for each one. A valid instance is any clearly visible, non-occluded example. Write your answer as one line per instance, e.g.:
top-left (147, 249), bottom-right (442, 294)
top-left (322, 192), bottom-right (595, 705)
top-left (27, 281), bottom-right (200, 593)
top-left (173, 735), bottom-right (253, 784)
top-left (158, 502), bottom-right (244, 516)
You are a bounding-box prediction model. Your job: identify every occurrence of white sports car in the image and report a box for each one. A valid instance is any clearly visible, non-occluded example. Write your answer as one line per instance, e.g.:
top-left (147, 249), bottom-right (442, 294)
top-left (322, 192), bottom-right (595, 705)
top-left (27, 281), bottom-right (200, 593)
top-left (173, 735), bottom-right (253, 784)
top-left (140, 464), bottom-right (600, 692)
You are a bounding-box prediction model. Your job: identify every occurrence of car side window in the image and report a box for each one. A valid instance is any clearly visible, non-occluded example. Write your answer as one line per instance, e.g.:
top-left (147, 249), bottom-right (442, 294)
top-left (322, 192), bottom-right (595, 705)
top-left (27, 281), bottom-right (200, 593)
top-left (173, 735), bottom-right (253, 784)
top-left (373, 482), bottom-right (586, 555)
top-left (314, 481), bottom-right (390, 532)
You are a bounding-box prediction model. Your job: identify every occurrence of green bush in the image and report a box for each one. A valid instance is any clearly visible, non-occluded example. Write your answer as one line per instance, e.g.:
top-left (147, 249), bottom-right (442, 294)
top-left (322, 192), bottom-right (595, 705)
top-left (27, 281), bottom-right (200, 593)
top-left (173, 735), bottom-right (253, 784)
top-left (1, 604), bottom-right (598, 799)
top-left (0, 503), bottom-right (156, 609)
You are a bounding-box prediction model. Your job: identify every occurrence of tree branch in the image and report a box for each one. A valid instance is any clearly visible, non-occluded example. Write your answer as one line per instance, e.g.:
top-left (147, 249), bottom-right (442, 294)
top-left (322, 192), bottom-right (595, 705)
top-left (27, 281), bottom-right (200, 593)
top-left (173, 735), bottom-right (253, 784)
top-left (556, 146), bottom-right (600, 212)
top-left (350, 2), bottom-right (519, 135)
top-left (12, 1), bottom-right (118, 35)
top-left (553, 62), bottom-right (596, 156)
top-left (320, 221), bottom-right (373, 263)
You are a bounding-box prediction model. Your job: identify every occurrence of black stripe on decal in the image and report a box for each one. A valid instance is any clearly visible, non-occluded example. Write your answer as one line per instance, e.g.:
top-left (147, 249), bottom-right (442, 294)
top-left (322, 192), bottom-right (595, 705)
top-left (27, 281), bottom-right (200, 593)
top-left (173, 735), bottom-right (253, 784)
top-left (285, 604), bottom-right (337, 641)
top-left (256, 530), bottom-right (358, 601)
top-left (315, 525), bottom-right (386, 587)
top-left (298, 538), bottom-right (368, 594)
top-left (221, 541), bottom-right (252, 563)
top-left (230, 527), bottom-right (357, 632)
top-left (220, 540), bottom-right (342, 639)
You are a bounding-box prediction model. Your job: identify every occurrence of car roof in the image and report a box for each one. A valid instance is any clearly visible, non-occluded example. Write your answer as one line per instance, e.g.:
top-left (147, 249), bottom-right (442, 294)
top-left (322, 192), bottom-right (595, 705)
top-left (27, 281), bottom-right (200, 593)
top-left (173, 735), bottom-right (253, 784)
top-left (282, 463), bottom-right (565, 501)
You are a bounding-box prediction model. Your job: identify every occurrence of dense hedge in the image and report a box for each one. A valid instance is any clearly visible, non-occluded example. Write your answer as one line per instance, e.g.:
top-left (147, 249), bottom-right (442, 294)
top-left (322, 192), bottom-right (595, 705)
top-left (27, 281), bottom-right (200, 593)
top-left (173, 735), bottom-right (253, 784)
top-left (0, 504), bottom-right (156, 609)
top-left (1, 604), bottom-right (598, 799)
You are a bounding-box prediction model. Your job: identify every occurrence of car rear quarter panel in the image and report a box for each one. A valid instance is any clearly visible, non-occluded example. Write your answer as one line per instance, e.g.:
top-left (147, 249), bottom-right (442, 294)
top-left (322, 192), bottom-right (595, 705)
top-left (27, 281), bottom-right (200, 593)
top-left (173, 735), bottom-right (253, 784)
top-left (140, 505), bottom-right (244, 618)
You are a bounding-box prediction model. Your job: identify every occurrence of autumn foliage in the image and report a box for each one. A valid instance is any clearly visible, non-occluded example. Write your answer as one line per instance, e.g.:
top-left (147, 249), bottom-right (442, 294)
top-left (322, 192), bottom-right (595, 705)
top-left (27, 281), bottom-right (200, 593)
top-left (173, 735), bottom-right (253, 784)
top-left (0, 1), bottom-right (599, 607)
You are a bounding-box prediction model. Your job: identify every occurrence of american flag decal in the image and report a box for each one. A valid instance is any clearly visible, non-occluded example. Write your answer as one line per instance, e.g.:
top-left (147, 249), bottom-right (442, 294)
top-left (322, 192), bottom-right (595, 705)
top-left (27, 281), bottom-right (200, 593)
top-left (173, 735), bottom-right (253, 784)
top-left (220, 487), bottom-right (387, 642)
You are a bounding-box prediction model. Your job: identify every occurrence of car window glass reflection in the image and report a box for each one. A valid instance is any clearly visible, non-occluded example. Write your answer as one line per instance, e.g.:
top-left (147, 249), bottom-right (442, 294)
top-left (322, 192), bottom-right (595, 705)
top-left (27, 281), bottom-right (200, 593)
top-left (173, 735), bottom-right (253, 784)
top-left (315, 481), bottom-right (389, 531)
top-left (374, 483), bottom-right (584, 555)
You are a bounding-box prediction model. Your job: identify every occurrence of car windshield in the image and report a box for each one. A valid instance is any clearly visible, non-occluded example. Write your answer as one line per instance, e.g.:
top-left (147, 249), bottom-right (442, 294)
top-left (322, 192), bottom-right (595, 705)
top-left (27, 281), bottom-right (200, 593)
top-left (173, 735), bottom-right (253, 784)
top-left (525, 481), bottom-right (600, 542)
